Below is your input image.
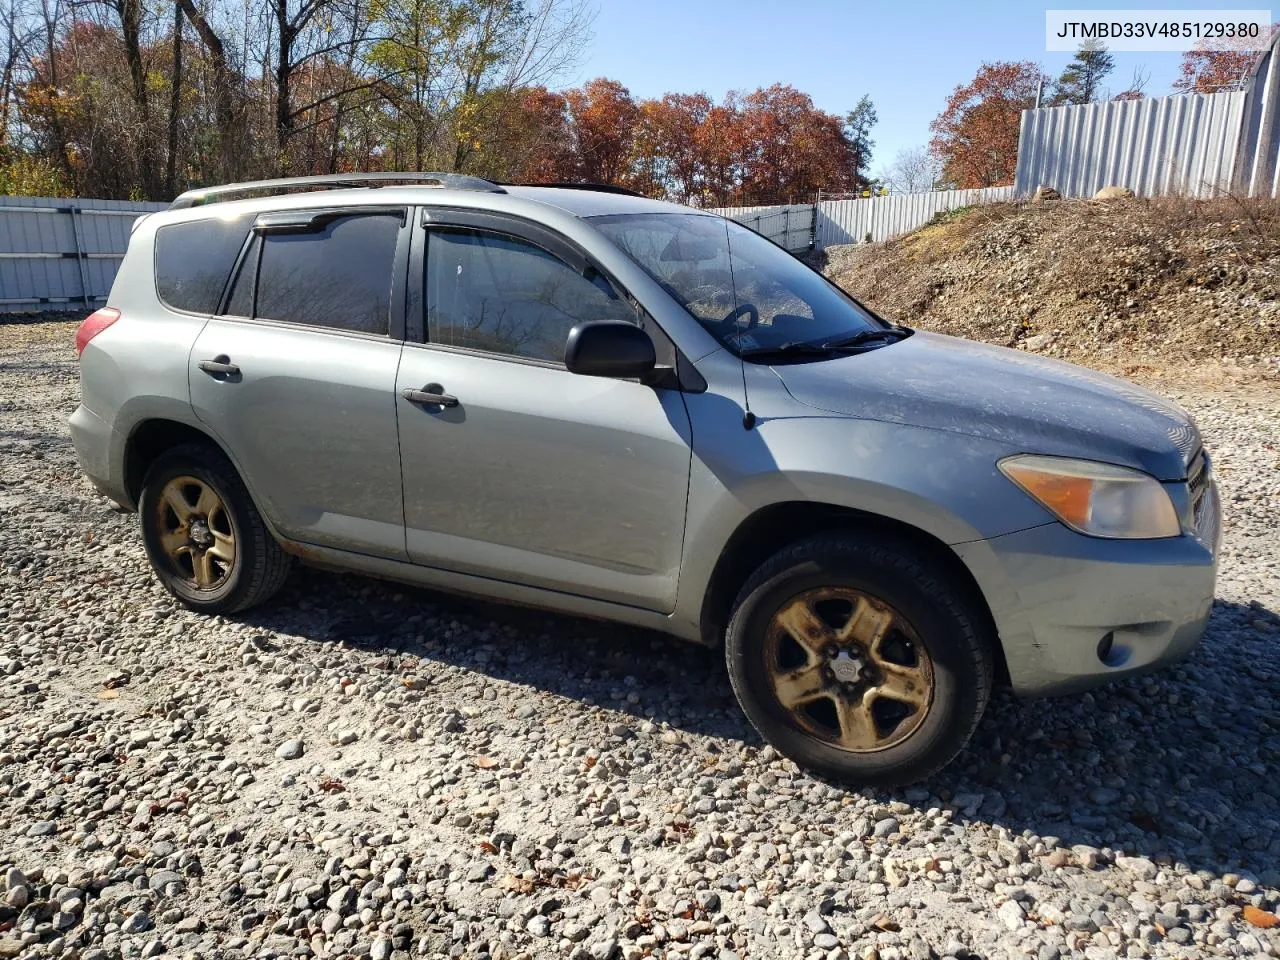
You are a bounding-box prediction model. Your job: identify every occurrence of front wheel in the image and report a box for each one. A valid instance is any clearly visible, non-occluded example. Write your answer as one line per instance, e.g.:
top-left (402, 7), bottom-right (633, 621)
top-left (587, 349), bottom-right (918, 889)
top-left (138, 444), bottom-right (291, 615)
top-left (725, 533), bottom-right (994, 786)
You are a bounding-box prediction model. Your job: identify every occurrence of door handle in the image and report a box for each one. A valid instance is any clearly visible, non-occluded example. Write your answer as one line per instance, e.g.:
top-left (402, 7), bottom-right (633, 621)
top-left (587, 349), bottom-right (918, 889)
top-left (401, 385), bottom-right (459, 408)
top-left (198, 356), bottom-right (240, 376)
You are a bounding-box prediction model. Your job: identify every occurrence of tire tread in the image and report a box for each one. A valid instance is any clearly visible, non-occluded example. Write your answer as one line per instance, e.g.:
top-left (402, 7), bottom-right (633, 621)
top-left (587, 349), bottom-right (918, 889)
top-left (725, 532), bottom-right (994, 785)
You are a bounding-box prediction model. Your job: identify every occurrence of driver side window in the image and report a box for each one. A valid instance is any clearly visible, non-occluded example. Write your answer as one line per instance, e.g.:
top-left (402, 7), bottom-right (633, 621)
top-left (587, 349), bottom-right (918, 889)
top-left (425, 227), bottom-right (636, 363)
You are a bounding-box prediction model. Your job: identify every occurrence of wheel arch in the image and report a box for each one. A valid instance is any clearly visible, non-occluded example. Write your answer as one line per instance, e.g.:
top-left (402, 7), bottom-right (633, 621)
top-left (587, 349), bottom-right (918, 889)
top-left (123, 418), bottom-right (238, 509)
top-left (697, 501), bottom-right (1009, 684)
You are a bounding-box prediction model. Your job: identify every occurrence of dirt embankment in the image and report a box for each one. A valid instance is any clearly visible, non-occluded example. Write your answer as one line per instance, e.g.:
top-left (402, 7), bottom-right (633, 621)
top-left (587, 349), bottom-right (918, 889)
top-left (823, 196), bottom-right (1280, 382)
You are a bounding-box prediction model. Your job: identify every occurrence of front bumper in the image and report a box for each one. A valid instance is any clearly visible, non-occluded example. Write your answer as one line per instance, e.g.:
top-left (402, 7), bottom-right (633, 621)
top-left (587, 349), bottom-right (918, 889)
top-left (956, 480), bottom-right (1220, 697)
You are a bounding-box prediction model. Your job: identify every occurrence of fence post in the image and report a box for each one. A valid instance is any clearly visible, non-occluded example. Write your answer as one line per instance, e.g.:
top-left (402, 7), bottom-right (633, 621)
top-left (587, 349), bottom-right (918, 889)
top-left (811, 190), bottom-right (821, 251)
top-left (69, 205), bottom-right (92, 309)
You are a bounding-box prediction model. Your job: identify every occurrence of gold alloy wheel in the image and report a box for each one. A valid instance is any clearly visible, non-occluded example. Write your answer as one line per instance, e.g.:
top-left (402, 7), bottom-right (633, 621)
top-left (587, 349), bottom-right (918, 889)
top-left (154, 475), bottom-right (236, 590)
top-left (763, 587), bottom-right (934, 752)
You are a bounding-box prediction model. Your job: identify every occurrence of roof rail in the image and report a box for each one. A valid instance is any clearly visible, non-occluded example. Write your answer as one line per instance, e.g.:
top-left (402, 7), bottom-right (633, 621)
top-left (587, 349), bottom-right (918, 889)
top-left (170, 172), bottom-right (506, 210)
top-left (504, 181), bottom-right (646, 198)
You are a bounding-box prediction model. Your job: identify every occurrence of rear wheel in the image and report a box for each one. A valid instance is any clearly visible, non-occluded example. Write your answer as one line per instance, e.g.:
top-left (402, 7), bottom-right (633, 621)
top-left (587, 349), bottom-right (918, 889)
top-left (725, 533), bottom-right (993, 786)
top-left (138, 444), bottom-right (291, 614)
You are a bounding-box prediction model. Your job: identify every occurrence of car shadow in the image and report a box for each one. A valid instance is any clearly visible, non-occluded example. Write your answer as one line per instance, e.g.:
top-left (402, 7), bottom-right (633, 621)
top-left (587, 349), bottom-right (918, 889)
top-left (238, 570), bottom-right (1278, 880)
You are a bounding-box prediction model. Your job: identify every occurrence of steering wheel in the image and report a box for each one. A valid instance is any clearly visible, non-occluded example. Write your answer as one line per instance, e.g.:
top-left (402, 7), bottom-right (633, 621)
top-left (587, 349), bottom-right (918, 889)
top-left (719, 302), bottom-right (760, 339)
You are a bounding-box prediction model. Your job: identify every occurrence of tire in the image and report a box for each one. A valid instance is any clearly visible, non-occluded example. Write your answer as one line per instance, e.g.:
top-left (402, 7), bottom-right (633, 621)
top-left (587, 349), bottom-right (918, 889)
top-left (725, 532), bottom-right (993, 786)
top-left (138, 443), bottom-right (291, 615)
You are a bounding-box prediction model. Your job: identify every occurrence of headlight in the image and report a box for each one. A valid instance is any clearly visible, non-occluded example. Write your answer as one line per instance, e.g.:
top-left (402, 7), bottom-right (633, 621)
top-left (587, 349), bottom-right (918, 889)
top-left (998, 455), bottom-right (1181, 539)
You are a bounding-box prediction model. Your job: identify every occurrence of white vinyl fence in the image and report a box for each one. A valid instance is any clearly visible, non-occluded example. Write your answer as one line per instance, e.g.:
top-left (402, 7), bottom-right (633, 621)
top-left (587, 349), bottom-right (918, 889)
top-left (0, 196), bottom-right (166, 313)
top-left (814, 187), bottom-right (1014, 246)
top-left (710, 186), bottom-right (1015, 251)
top-left (703, 203), bottom-right (815, 251)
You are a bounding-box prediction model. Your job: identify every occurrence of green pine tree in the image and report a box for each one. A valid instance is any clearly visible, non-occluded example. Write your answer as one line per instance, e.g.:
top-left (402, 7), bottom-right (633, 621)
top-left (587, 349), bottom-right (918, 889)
top-left (1049, 41), bottom-right (1115, 106)
top-left (845, 95), bottom-right (878, 191)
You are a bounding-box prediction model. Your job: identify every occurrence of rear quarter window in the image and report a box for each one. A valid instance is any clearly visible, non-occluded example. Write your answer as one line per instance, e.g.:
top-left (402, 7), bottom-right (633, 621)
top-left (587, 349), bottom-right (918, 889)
top-left (154, 215), bottom-right (254, 314)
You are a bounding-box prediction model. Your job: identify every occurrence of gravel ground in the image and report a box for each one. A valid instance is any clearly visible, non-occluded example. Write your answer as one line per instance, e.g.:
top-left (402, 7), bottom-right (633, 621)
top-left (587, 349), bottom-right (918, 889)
top-left (2, 320), bottom-right (1279, 960)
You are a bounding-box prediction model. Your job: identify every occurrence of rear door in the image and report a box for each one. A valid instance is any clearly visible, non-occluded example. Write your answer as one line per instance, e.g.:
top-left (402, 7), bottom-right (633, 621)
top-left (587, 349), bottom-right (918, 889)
top-left (188, 206), bottom-right (410, 560)
top-left (395, 211), bottom-right (694, 611)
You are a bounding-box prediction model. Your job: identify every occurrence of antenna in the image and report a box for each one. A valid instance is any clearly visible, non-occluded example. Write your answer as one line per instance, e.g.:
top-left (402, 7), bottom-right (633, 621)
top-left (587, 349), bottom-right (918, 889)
top-left (723, 219), bottom-right (756, 430)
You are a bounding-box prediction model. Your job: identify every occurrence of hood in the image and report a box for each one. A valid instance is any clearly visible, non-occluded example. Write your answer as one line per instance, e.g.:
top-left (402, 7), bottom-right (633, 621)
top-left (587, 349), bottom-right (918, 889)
top-left (774, 331), bottom-right (1200, 481)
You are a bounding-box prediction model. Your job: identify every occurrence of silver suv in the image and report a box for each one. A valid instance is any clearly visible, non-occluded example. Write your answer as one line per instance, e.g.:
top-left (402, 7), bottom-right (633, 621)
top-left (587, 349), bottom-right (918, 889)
top-left (70, 173), bottom-right (1220, 785)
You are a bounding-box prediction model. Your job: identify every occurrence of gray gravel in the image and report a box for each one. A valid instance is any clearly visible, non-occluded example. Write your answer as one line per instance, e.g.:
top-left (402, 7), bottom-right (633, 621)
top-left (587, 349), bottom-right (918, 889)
top-left (1, 322), bottom-right (1279, 960)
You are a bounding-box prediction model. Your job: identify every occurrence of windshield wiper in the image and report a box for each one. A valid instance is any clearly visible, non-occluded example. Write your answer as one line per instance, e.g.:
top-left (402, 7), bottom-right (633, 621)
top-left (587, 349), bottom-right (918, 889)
top-left (738, 326), bottom-right (912, 362)
top-left (737, 341), bottom-right (840, 361)
top-left (820, 326), bottom-right (911, 350)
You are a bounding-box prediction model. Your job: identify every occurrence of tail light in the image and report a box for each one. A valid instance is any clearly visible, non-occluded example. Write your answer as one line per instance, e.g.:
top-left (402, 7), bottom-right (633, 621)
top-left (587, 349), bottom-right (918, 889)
top-left (75, 307), bottom-right (120, 357)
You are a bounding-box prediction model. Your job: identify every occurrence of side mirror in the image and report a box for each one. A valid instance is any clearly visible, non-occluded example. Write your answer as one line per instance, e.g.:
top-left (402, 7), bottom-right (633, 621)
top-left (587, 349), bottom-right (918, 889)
top-left (564, 321), bottom-right (656, 380)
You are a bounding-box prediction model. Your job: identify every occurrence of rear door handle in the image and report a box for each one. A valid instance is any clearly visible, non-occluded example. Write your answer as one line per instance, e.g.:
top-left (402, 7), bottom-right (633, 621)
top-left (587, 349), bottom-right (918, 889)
top-left (198, 356), bottom-right (240, 376)
top-left (401, 385), bottom-right (459, 408)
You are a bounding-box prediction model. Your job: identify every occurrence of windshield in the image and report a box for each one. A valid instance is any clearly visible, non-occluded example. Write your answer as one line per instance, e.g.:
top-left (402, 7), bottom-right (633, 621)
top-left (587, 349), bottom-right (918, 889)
top-left (592, 212), bottom-right (883, 356)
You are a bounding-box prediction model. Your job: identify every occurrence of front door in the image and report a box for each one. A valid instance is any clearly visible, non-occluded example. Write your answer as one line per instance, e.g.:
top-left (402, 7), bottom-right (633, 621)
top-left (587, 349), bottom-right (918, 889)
top-left (189, 208), bottom-right (410, 560)
top-left (396, 217), bottom-right (693, 611)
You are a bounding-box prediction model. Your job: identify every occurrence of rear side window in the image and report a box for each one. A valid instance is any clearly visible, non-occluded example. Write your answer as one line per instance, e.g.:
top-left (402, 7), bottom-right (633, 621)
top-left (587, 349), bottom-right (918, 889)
top-left (255, 214), bottom-right (400, 335)
top-left (155, 215), bottom-right (253, 313)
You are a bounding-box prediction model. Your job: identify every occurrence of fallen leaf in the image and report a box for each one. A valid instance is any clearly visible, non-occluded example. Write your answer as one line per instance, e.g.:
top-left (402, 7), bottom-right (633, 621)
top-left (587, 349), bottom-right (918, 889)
top-left (478, 841), bottom-right (498, 854)
top-left (582, 756), bottom-right (597, 770)
top-left (1243, 906), bottom-right (1279, 929)
top-left (474, 756), bottom-right (499, 769)
top-left (500, 874), bottom-right (534, 894)
top-left (872, 913), bottom-right (900, 932)
top-left (401, 676), bottom-right (428, 691)
top-left (318, 778), bottom-right (345, 793)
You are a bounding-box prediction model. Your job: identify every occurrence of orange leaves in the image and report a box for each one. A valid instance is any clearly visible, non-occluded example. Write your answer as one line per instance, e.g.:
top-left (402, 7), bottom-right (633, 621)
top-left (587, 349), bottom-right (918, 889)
top-left (929, 61), bottom-right (1042, 190)
top-left (517, 77), bottom-right (862, 206)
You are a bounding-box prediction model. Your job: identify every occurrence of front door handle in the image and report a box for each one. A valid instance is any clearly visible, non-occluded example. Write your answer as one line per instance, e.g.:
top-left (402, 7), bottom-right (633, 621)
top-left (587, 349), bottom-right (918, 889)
top-left (198, 356), bottom-right (240, 376)
top-left (401, 385), bottom-right (459, 408)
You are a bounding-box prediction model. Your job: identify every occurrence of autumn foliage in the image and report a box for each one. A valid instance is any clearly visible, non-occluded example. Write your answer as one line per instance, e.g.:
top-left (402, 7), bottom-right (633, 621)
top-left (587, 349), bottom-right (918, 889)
top-left (928, 61), bottom-right (1042, 189)
top-left (1173, 23), bottom-right (1279, 93)
top-left (3, 3), bottom-right (866, 206)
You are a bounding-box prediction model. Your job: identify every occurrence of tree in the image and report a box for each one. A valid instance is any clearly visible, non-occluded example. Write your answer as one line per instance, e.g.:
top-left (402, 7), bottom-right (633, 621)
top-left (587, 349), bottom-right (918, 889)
top-left (929, 60), bottom-right (1042, 189)
top-left (1173, 24), bottom-right (1277, 93)
top-left (1048, 41), bottom-right (1113, 106)
top-left (563, 77), bottom-right (637, 184)
top-left (736, 84), bottom-right (855, 204)
top-left (844, 94), bottom-right (876, 190)
top-left (1112, 66), bottom-right (1149, 101)
top-left (631, 92), bottom-right (710, 202)
top-left (879, 145), bottom-right (941, 194)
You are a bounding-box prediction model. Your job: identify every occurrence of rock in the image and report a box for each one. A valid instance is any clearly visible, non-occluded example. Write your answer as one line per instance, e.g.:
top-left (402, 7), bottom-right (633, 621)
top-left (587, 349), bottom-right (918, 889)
top-left (695, 890), bottom-right (720, 913)
top-left (371, 936), bottom-right (393, 960)
top-left (997, 899), bottom-right (1026, 931)
top-left (526, 915), bottom-right (549, 937)
top-left (275, 739), bottom-right (305, 760)
top-left (803, 909), bottom-right (830, 934)
top-left (120, 911), bottom-right (151, 934)
top-left (1115, 856), bottom-right (1158, 880)
top-left (1093, 185), bottom-right (1134, 200)
top-left (872, 817), bottom-right (899, 838)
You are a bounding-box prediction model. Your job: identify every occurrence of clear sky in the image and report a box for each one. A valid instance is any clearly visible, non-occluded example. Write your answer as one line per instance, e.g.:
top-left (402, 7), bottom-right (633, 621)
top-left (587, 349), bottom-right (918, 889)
top-left (572, 0), bottom-right (1225, 177)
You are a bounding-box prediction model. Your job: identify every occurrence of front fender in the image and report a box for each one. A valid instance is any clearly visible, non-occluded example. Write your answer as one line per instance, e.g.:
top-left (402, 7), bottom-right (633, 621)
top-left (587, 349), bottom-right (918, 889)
top-left (671, 390), bottom-right (1053, 637)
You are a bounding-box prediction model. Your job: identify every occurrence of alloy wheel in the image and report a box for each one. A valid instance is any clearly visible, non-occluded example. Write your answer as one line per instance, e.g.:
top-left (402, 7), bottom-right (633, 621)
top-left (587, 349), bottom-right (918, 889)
top-left (763, 587), bottom-right (934, 752)
top-left (153, 475), bottom-right (236, 590)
